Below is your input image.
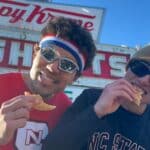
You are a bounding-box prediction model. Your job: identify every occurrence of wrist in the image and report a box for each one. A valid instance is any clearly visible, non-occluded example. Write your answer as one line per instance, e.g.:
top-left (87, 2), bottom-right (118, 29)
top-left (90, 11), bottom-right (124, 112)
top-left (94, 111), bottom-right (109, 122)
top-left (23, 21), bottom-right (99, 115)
top-left (94, 105), bottom-right (106, 118)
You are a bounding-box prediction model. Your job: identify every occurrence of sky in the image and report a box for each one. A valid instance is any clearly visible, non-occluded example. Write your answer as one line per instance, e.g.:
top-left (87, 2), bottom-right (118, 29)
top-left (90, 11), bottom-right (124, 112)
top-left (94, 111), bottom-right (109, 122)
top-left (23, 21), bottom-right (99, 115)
top-left (51, 0), bottom-right (150, 48)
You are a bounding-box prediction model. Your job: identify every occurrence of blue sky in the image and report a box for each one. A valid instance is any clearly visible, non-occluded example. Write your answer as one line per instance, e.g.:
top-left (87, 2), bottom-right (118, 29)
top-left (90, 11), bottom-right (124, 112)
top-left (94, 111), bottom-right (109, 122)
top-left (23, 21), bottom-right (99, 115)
top-left (52, 0), bottom-right (150, 48)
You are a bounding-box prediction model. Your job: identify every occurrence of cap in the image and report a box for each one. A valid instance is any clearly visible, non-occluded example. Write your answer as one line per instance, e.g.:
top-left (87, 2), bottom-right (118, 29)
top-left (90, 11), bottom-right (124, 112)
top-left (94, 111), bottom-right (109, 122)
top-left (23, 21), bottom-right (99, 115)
top-left (126, 45), bottom-right (150, 69)
top-left (132, 45), bottom-right (150, 61)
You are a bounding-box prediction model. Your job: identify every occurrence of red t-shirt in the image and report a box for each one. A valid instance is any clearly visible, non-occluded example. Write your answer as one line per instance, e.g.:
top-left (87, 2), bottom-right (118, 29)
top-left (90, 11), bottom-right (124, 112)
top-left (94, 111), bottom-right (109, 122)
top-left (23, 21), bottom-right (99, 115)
top-left (0, 73), bottom-right (72, 150)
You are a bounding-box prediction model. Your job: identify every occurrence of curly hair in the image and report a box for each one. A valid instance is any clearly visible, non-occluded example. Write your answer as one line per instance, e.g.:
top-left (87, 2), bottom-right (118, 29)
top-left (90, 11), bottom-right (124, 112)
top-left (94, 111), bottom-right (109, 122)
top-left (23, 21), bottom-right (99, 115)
top-left (40, 16), bottom-right (96, 71)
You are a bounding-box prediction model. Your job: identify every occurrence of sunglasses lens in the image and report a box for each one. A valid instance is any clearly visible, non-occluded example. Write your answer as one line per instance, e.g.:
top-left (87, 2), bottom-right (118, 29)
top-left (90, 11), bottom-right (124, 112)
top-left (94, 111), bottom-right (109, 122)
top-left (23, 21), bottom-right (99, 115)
top-left (41, 47), bottom-right (78, 73)
top-left (59, 58), bottom-right (78, 73)
top-left (41, 47), bottom-right (56, 62)
top-left (129, 60), bottom-right (150, 77)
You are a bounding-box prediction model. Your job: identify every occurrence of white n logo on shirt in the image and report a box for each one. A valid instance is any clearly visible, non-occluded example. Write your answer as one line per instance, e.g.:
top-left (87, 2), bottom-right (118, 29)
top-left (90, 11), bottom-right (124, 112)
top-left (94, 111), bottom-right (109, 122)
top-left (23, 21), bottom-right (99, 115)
top-left (15, 121), bottom-right (49, 150)
top-left (25, 129), bottom-right (43, 145)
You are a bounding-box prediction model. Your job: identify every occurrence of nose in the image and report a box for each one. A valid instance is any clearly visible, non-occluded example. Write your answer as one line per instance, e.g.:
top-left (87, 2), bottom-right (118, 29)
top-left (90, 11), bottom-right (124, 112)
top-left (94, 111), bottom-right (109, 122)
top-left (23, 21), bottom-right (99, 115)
top-left (46, 60), bottom-right (60, 74)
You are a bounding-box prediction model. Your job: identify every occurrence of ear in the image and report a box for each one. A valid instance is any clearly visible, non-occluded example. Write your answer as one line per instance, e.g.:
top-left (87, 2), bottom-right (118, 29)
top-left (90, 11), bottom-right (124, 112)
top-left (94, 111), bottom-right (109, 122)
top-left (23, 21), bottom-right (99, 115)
top-left (67, 73), bottom-right (80, 85)
top-left (73, 72), bottom-right (81, 81)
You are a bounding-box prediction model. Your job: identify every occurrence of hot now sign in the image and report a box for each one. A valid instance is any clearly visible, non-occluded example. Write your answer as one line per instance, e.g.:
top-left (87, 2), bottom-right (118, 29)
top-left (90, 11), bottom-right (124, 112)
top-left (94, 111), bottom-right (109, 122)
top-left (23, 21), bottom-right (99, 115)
top-left (0, 0), bottom-right (104, 42)
top-left (0, 37), bottom-right (136, 88)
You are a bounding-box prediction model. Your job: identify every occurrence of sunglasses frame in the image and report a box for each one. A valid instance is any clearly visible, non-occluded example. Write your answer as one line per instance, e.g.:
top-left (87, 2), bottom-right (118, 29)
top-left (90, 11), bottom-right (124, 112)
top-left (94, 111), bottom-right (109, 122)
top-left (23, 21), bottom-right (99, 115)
top-left (40, 47), bottom-right (79, 74)
top-left (128, 59), bottom-right (150, 77)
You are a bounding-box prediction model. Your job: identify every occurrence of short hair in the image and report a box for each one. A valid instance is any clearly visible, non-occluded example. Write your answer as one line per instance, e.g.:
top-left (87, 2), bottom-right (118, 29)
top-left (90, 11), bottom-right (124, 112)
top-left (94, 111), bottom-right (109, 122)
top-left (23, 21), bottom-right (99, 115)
top-left (41, 17), bottom-right (96, 71)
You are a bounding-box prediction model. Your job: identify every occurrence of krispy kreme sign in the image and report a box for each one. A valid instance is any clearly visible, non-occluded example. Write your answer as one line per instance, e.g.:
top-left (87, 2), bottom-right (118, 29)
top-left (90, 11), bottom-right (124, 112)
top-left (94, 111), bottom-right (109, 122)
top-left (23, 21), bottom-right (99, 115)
top-left (0, 0), bottom-right (104, 41)
top-left (0, 37), bottom-right (136, 88)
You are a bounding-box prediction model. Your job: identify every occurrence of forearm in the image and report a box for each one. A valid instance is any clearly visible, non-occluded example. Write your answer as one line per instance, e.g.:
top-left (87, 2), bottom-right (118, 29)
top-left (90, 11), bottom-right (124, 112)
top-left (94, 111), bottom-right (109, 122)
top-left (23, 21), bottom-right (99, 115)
top-left (42, 106), bottom-right (100, 150)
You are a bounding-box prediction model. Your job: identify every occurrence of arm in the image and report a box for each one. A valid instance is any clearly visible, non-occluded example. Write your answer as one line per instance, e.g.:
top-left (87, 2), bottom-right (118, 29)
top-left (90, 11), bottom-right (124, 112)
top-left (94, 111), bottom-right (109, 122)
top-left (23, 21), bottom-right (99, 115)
top-left (42, 79), bottom-right (138, 150)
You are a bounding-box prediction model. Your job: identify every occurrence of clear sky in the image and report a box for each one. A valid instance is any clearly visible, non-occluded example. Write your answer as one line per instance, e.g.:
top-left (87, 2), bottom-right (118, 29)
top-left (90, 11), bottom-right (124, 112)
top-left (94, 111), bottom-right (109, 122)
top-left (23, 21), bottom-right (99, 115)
top-left (52, 0), bottom-right (150, 48)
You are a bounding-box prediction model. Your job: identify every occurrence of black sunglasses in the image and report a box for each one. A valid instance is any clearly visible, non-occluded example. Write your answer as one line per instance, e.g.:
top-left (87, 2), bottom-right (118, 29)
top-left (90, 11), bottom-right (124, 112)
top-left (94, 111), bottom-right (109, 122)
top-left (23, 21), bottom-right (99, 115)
top-left (40, 46), bottom-right (79, 73)
top-left (128, 59), bottom-right (150, 77)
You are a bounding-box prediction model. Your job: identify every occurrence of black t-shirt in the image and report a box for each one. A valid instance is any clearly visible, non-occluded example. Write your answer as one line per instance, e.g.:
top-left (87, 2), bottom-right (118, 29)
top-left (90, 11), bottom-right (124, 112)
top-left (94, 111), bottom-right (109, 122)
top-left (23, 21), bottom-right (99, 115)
top-left (42, 88), bottom-right (150, 150)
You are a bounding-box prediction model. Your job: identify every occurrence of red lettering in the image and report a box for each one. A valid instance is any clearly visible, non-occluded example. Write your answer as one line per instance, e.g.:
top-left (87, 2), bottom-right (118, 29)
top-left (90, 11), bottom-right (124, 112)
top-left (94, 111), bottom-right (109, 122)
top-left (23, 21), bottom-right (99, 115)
top-left (0, 6), bottom-right (12, 16)
top-left (84, 22), bottom-right (94, 31)
top-left (26, 5), bottom-right (54, 24)
top-left (10, 9), bottom-right (26, 23)
top-left (0, 6), bottom-right (26, 23)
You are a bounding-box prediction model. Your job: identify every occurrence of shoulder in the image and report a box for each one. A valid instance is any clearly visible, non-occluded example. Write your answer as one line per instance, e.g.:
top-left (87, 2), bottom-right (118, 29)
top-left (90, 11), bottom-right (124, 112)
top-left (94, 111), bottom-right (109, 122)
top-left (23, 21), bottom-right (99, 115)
top-left (74, 88), bottom-right (103, 106)
top-left (0, 72), bottom-right (21, 80)
top-left (82, 88), bottom-right (102, 95)
top-left (0, 73), bottom-right (21, 85)
top-left (80, 88), bottom-right (102, 100)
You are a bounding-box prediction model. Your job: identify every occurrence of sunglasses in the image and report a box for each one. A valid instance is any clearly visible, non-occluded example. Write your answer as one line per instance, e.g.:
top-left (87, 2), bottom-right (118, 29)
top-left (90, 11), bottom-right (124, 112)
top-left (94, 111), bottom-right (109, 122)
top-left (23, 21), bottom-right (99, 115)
top-left (40, 46), bottom-right (79, 73)
top-left (128, 59), bottom-right (150, 77)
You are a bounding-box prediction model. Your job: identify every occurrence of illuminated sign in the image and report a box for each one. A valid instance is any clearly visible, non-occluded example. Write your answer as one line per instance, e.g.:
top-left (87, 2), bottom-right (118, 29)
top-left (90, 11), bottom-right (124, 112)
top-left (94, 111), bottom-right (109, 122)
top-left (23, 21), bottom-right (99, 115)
top-left (0, 0), bottom-right (104, 41)
top-left (0, 37), bottom-right (136, 88)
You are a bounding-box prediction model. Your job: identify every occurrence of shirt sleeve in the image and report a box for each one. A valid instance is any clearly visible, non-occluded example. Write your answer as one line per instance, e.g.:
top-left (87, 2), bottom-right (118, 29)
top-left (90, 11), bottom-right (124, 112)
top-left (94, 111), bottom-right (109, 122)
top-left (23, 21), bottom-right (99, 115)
top-left (42, 89), bottom-right (103, 150)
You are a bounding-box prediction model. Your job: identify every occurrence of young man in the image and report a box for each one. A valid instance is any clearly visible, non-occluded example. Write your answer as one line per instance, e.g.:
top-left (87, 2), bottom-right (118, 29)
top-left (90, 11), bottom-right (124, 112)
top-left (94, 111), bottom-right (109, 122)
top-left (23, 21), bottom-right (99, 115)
top-left (43, 45), bottom-right (150, 150)
top-left (0, 17), bottom-right (96, 149)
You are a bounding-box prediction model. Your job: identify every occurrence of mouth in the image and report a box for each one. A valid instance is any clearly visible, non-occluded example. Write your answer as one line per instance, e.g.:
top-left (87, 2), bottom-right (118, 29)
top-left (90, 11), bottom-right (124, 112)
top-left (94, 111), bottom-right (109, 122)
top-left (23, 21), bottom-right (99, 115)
top-left (38, 71), bottom-right (60, 85)
top-left (131, 83), bottom-right (147, 96)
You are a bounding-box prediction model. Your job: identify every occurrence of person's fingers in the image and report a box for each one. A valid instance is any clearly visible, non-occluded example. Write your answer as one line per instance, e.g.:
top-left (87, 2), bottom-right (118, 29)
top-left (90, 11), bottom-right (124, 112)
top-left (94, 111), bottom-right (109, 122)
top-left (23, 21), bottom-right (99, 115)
top-left (114, 89), bottom-right (134, 102)
top-left (6, 108), bottom-right (30, 120)
top-left (106, 79), bottom-right (138, 101)
top-left (12, 118), bottom-right (28, 128)
top-left (110, 79), bottom-right (137, 94)
top-left (6, 118), bottom-right (28, 132)
top-left (1, 95), bottom-right (40, 112)
top-left (0, 118), bottom-right (28, 144)
top-left (113, 84), bottom-right (136, 101)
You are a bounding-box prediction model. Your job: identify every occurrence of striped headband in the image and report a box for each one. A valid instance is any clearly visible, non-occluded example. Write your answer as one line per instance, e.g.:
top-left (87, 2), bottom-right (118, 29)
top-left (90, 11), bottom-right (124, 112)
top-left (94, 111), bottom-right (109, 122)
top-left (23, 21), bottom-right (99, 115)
top-left (39, 35), bottom-right (86, 72)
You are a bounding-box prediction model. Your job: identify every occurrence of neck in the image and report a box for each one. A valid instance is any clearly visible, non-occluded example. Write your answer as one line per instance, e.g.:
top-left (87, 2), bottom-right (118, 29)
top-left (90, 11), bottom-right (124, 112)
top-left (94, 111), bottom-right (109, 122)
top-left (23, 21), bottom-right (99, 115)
top-left (21, 72), bottom-right (36, 93)
top-left (121, 101), bottom-right (147, 115)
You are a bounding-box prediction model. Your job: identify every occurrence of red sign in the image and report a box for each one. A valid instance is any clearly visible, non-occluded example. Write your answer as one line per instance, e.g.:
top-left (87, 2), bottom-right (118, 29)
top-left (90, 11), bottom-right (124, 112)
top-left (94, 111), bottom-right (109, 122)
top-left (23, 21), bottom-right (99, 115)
top-left (83, 51), bottom-right (130, 79)
top-left (0, 37), bottom-right (34, 71)
top-left (0, 0), bottom-right (104, 41)
top-left (0, 37), bottom-right (136, 80)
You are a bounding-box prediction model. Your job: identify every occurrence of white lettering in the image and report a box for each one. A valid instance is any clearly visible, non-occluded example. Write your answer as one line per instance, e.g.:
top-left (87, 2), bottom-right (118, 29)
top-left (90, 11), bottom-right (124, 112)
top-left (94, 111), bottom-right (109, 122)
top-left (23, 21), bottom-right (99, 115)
top-left (92, 53), bottom-right (105, 75)
top-left (109, 55), bottom-right (127, 77)
top-left (8, 41), bottom-right (32, 67)
top-left (23, 43), bottom-right (33, 67)
top-left (9, 41), bottom-right (22, 65)
top-left (26, 129), bottom-right (43, 145)
top-left (0, 39), bottom-right (5, 62)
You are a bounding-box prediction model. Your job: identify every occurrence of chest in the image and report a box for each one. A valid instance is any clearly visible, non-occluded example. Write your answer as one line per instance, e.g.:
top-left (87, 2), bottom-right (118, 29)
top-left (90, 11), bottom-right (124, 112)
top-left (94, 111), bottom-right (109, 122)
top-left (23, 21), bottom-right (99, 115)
top-left (87, 113), bottom-right (150, 150)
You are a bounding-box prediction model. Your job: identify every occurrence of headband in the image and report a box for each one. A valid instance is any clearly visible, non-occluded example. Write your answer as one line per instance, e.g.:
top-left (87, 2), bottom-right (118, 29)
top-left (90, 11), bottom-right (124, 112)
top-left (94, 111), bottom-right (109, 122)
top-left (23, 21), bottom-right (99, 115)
top-left (39, 35), bottom-right (86, 72)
